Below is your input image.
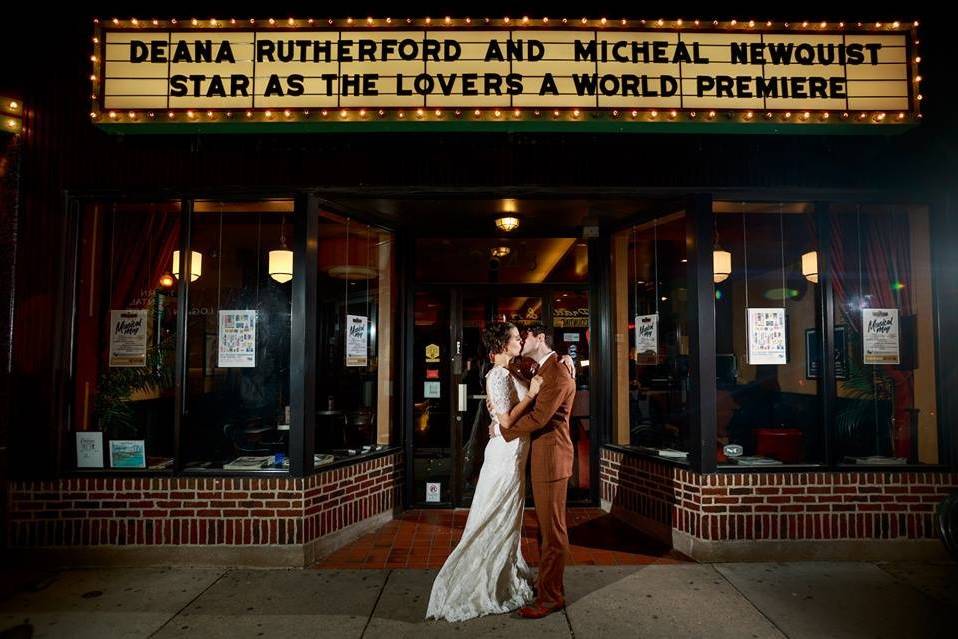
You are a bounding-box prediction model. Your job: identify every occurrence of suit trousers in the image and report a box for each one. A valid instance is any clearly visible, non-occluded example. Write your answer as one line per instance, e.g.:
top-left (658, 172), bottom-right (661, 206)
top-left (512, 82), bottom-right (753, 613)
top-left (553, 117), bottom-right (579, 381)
top-left (531, 477), bottom-right (569, 607)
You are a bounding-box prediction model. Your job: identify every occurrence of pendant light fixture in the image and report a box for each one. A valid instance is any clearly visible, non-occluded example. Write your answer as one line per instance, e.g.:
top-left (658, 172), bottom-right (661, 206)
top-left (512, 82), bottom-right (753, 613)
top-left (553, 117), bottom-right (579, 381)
top-left (172, 250), bottom-right (202, 282)
top-left (802, 250), bottom-right (819, 283)
top-left (268, 216), bottom-right (293, 283)
top-left (713, 218), bottom-right (731, 283)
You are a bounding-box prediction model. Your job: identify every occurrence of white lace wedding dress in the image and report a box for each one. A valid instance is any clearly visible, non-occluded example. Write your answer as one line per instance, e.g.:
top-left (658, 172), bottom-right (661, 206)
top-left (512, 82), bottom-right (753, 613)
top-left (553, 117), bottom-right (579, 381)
top-left (425, 365), bottom-right (534, 622)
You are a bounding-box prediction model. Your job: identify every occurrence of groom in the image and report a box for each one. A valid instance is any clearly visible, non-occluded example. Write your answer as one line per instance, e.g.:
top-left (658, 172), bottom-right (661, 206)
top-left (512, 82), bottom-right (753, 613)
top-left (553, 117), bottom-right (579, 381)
top-left (499, 323), bottom-right (576, 619)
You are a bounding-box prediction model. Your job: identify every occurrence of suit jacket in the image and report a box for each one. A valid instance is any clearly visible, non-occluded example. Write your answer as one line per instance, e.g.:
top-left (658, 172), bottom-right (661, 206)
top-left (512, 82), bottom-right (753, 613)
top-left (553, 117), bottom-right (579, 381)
top-left (502, 354), bottom-right (576, 482)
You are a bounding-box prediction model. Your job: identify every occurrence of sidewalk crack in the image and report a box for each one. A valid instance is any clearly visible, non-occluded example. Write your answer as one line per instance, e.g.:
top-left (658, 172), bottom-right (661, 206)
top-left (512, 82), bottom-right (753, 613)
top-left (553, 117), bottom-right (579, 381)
top-left (361, 569), bottom-right (392, 638)
top-left (148, 568), bottom-right (230, 638)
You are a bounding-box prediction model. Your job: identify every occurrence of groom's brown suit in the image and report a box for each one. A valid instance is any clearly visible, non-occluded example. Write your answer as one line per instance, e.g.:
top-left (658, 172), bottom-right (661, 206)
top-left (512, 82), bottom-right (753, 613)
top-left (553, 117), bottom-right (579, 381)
top-left (502, 353), bottom-right (576, 608)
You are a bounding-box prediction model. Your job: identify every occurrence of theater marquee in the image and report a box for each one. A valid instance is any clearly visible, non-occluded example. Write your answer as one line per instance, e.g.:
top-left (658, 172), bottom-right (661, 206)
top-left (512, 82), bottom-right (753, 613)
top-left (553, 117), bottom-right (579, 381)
top-left (90, 17), bottom-right (921, 132)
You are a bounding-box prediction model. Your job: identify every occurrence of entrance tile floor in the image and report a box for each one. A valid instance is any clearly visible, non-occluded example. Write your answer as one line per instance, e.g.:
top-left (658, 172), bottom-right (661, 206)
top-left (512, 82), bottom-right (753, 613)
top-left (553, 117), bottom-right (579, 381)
top-left (313, 508), bottom-right (691, 569)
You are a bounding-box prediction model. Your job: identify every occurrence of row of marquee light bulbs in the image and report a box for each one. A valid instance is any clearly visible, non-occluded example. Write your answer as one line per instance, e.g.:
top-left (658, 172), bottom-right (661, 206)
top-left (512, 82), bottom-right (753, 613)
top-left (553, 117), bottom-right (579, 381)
top-left (712, 249), bottom-right (818, 284)
top-left (97, 17), bottom-right (920, 29)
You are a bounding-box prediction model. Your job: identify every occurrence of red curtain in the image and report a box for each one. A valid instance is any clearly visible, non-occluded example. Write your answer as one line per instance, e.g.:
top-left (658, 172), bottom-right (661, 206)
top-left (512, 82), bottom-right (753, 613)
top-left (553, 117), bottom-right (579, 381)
top-left (73, 206), bottom-right (180, 431)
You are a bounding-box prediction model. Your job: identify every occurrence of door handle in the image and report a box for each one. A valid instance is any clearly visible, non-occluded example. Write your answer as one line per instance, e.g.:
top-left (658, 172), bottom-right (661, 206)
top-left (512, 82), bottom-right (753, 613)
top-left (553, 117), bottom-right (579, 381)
top-left (458, 384), bottom-right (468, 412)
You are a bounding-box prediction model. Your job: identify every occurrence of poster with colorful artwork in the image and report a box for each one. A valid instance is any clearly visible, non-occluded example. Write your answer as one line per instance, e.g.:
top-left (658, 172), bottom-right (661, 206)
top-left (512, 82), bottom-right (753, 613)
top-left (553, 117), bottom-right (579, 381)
top-left (218, 310), bottom-right (256, 368)
top-left (747, 308), bottom-right (787, 365)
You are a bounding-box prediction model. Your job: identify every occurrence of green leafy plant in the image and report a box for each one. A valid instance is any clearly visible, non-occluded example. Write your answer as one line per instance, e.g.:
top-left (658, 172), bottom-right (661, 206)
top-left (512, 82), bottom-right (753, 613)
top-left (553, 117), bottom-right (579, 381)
top-left (835, 327), bottom-right (894, 452)
top-left (94, 294), bottom-right (175, 439)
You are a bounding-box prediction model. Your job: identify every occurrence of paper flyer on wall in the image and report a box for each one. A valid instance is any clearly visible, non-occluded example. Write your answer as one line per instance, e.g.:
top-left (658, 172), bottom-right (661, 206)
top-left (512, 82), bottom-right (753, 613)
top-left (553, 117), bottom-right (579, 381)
top-left (635, 314), bottom-right (659, 365)
top-left (346, 314), bottom-right (369, 367)
top-left (109, 309), bottom-right (148, 367)
top-left (863, 308), bottom-right (900, 365)
top-left (747, 308), bottom-right (787, 365)
top-left (218, 310), bottom-right (257, 368)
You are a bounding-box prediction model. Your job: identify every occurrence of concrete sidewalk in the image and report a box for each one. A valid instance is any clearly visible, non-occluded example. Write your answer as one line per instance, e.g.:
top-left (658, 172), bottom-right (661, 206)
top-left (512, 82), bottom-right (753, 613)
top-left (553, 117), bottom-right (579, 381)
top-left (0, 562), bottom-right (954, 638)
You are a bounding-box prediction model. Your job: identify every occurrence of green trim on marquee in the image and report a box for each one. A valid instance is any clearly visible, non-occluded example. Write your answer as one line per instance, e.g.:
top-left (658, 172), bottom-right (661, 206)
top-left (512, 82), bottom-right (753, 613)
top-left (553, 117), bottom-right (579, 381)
top-left (96, 120), bottom-right (915, 135)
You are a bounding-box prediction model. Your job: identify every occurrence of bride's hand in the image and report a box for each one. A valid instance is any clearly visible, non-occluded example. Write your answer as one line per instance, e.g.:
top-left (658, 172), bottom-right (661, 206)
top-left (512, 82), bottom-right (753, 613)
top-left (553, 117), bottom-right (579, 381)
top-left (528, 375), bottom-right (544, 398)
top-left (559, 354), bottom-right (575, 377)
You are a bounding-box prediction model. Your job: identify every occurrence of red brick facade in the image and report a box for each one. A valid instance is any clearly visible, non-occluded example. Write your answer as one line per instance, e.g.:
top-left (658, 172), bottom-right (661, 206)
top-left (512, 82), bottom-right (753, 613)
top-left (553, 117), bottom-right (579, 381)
top-left (601, 447), bottom-right (958, 542)
top-left (6, 452), bottom-right (402, 548)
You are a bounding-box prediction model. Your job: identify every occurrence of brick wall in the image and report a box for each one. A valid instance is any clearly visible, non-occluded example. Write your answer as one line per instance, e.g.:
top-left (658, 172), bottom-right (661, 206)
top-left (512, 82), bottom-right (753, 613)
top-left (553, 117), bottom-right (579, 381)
top-left (601, 447), bottom-right (958, 542)
top-left (303, 453), bottom-right (403, 541)
top-left (6, 452), bottom-right (402, 548)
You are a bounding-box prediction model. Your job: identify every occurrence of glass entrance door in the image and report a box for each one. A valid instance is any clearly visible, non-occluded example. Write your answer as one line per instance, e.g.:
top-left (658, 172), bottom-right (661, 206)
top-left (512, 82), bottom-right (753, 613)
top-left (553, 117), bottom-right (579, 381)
top-left (411, 287), bottom-right (591, 507)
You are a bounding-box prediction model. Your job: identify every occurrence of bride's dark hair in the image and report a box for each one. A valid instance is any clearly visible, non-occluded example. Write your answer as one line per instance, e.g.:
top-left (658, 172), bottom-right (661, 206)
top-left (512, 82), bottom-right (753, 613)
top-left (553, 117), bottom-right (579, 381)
top-left (481, 322), bottom-right (517, 357)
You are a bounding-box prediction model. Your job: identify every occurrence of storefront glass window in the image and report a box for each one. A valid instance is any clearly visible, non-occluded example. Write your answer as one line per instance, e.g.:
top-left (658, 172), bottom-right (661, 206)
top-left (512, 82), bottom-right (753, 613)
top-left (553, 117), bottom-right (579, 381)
top-left (72, 201), bottom-right (181, 471)
top-left (713, 202), bottom-right (824, 467)
top-left (181, 200), bottom-right (295, 472)
top-left (612, 212), bottom-right (692, 463)
top-left (315, 212), bottom-right (397, 463)
top-left (830, 204), bottom-right (939, 465)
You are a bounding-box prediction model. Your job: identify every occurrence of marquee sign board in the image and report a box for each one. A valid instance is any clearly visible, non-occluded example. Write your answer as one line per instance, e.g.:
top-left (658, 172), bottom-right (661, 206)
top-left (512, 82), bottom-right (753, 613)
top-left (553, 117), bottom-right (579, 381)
top-left (90, 17), bottom-right (920, 133)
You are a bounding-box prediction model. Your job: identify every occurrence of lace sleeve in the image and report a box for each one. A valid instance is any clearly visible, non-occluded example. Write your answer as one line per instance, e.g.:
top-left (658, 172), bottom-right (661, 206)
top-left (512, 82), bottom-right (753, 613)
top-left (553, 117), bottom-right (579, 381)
top-left (486, 367), bottom-right (515, 415)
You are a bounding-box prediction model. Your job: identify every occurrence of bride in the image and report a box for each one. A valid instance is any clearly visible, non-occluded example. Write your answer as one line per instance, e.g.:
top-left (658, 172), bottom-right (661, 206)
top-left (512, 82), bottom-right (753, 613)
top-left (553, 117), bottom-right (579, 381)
top-left (425, 322), bottom-right (543, 622)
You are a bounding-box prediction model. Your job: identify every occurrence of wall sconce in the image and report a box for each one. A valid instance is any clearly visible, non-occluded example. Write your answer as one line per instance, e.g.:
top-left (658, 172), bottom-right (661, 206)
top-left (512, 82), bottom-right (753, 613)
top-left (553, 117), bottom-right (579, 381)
top-left (0, 96), bottom-right (23, 134)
